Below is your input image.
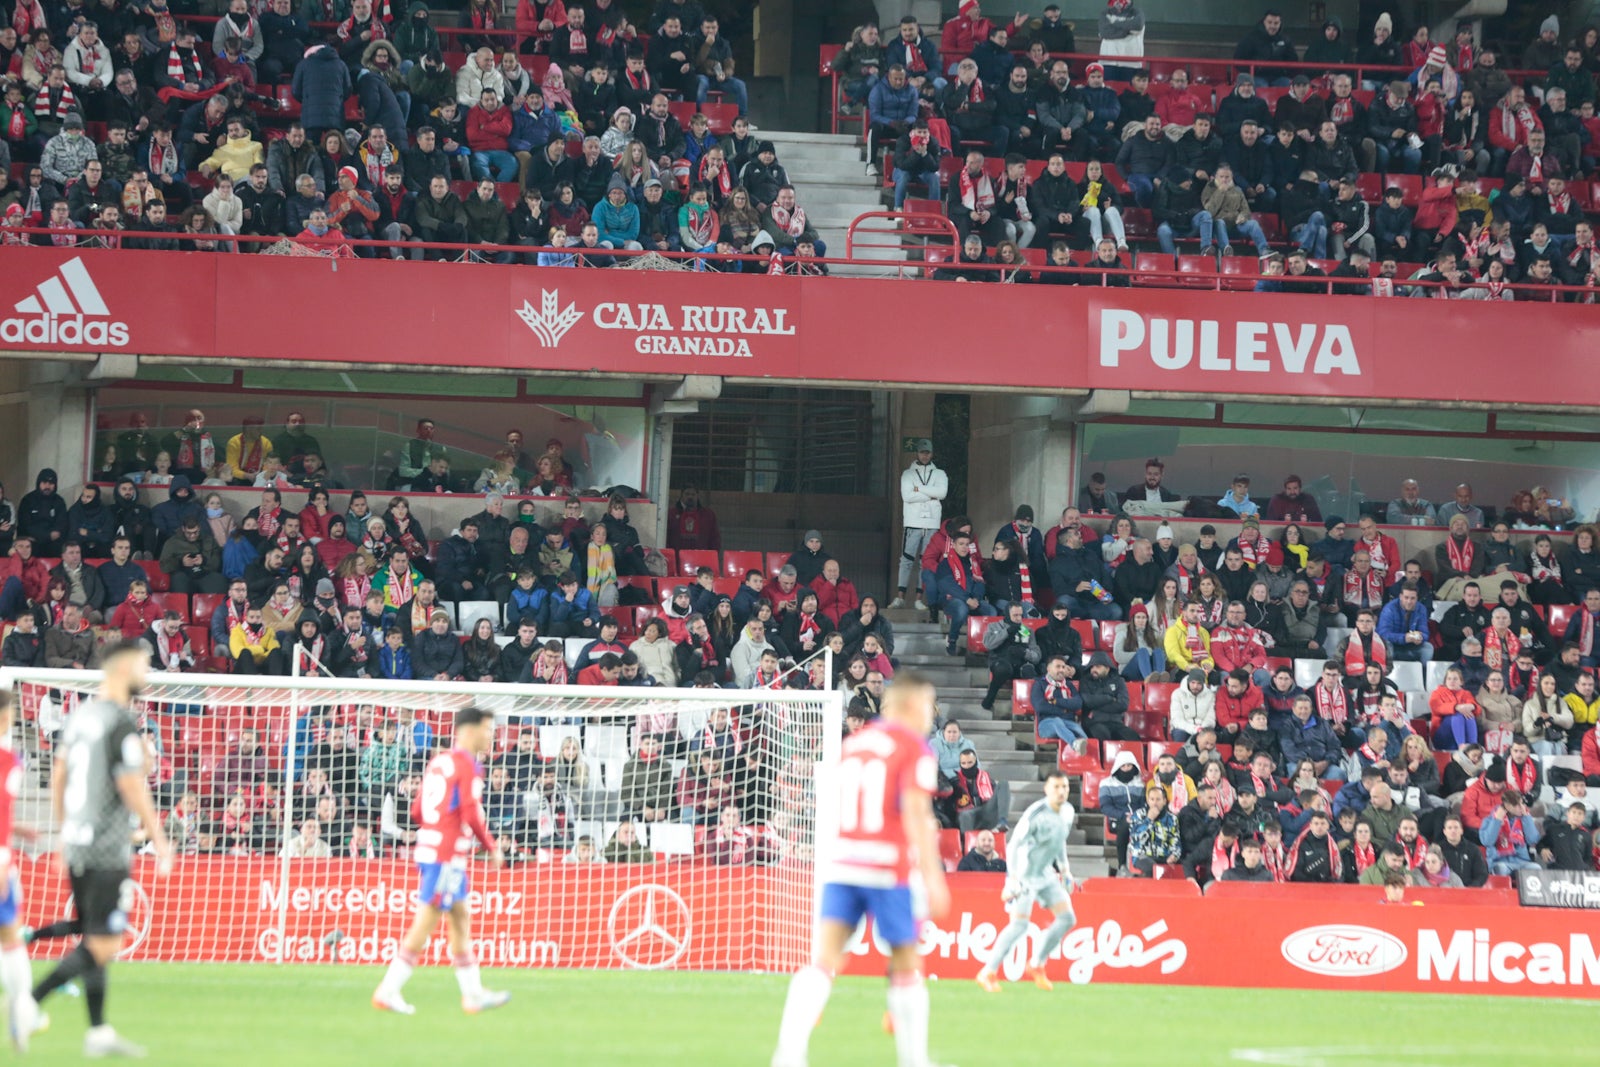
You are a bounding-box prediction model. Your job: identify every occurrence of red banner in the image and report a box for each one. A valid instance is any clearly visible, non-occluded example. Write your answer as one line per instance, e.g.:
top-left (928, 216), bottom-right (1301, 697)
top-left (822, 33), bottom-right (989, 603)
top-left (4, 247), bottom-right (1599, 404)
top-left (18, 856), bottom-right (804, 973)
top-left (19, 857), bottom-right (1600, 997)
top-left (840, 876), bottom-right (1600, 997)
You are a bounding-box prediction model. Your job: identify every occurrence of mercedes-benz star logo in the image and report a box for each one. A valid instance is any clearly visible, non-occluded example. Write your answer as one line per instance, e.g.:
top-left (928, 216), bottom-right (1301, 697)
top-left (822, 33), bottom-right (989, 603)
top-left (607, 883), bottom-right (692, 970)
top-left (515, 289), bottom-right (584, 348)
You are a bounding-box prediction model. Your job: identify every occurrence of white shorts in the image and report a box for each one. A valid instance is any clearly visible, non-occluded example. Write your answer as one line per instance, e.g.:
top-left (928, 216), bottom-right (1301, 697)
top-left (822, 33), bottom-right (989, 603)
top-left (1006, 879), bottom-right (1070, 917)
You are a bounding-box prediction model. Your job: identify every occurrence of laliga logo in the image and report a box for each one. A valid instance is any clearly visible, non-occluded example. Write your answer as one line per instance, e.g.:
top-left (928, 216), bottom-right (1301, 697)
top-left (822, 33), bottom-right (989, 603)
top-left (607, 883), bottom-right (692, 970)
top-left (3, 257), bottom-right (130, 347)
top-left (516, 289), bottom-right (585, 348)
top-left (1280, 924), bottom-right (1407, 978)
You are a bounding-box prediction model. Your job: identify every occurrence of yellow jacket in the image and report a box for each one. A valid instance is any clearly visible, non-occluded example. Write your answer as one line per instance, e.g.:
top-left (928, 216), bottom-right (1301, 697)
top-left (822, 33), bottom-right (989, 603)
top-left (1564, 692), bottom-right (1600, 727)
top-left (1164, 619), bottom-right (1213, 673)
top-left (225, 432), bottom-right (274, 481)
top-left (202, 135), bottom-right (265, 181)
top-left (230, 623), bottom-right (280, 663)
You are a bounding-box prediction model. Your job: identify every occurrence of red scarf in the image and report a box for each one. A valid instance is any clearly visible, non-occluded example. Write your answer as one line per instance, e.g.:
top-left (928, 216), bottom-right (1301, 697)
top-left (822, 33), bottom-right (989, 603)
top-left (1175, 563), bottom-right (1201, 597)
top-left (1343, 567), bottom-right (1383, 606)
top-left (1043, 678), bottom-right (1070, 705)
top-left (5, 107), bottom-right (25, 140)
top-left (566, 27), bottom-right (589, 53)
top-left (294, 635), bottom-right (325, 675)
top-left (694, 154), bottom-right (730, 197)
top-left (343, 626), bottom-right (368, 663)
top-left (1344, 632), bottom-right (1387, 675)
top-left (32, 84), bottom-right (77, 121)
top-left (769, 202), bottom-right (808, 239)
top-left (1288, 825), bottom-right (1342, 881)
top-left (1445, 536), bottom-right (1475, 574)
top-left (165, 44), bottom-right (202, 86)
top-left (1507, 757), bottom-right (1536, 796)
top-left (754, 667), bottom-right (782, 689)
top-left (899, 38), bottom-right (928, 73)
top-left (1262, 840), bottom-right (1287, 882)
top-left (1495, 814), bottom-right (1526, 855)
top-left (797, 612), bottom-right (821, 644)
top-left (386, 566), bottom-right (413, 605)
top-left (697, 634), bottom-right (719, 668)
top-left (1398, 834), bottom-right (1428, 869)
top-left (957, 77), bottom-right (985, 105)
top-left (242, 621), bottom-right (267, 645)
top-left (1579, 612), bottom-right (1598, 658)
top-left (154, 626), bottom-right (186, 664)
top-left (1314, 680), bottom-right (1348, 725)
top-left (1182, 623), bottom-right (1204, 657)
top-left (257, 505), bottom-right (281, 539)
top-left (1570, 238), bottom-right (1596, 269)
top-left (625, 67), bottom-right (651, 92)
top-left (1011, 523), bottom-right (1033, 602)
top-left (342, 574), bottom-right (371, 608)
top-left (409, 597), bottom-right (434, 634)
top-left (1238, 533), bottom-right (1269, 566)
top-left (1532, 550), bottom-right (1562, 583)
top-left (945, 544), bottom-right (978, 590)
top-left (533, 655), bottom-right (569, 684)
top-left (766, 251), bottom-right (786, 274)
top-left (1456, 44), bottom-right (1474, 71)
top-left (1483, 627), bottom-right (1519, 671)
top-left (1211, 838), bottom-right (1239, 877)
top-left (1351, 840), bottom-right (1375, 873)
top-left (1361, 535), bottom-right (1390, 573)
top-left (958, 167), bottom-right (994, 212)
top-left (11, 0), bottom-right (43, 36)
top-left (1358, 741), bottom-right (1382, 764)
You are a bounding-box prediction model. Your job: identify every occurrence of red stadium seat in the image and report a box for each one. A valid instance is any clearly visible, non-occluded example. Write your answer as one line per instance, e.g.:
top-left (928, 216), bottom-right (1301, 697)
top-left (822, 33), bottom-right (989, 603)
top-left (1071, 619), bottom-right (1097, 650)
top-left (1056, 738), bottom-right (1101, 774)
top-left (1143, 681), bottom-right (1177, 716)
top-left (191, 593), bottom-right (224, 625)
top-left (1547, 603), bottom-right (1576, 640)
top-left (966, 615), bottom-right (997, 654)
top-left (1121, 207), bottom-right (1154, 240)
top-left (938, 828), bottom-right (964, 872)
top-left (1355, 173), bottom-right (1383, 203)
top-left (136, 558), bottom-right (170, 592)
top-left (722, 550), bottom-right (765, 579)
top-left (676, 549), bottom-right (719, 577)
top-left (1219, 256), bottom-right (1257, 291)
top-left (652, 548), bottom-right (677, 575)
top-left (1146, 740), bottom-right (1182, 764)
top-left (1392, 174), bottom-right (1423, 207)
top-left (616, 575), bottom-right (658, 600)
top-left (1079, 768), bottom-right (1106, 811)
top-left (184, 625), bottom-right (211, 660)
top-left (1124, 681), bottom-right (1144, 709)
top-left (1097, 620), bottom-right (1120, 650)
top-left (1011, 678), bottom-right (1034, 718)
top-left (1127, 709), bottom-right (1168, 741)
top-left (766, 552), bottom-right (790, 579)
top-left (1175, 254), bottom-right (1218, 287)
top-left (1133, 252), bottom-right (1176, 287)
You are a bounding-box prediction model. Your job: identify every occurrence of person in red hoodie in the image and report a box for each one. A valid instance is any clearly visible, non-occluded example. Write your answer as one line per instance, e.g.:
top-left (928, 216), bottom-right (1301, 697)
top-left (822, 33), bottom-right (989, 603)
top-left (1458, 757), bottom-right (1506, 831)
top-left (7, 536), bottom-right (52, 605)
top-left (939, 0), bottom-right (1025, 75)
top-left (1215, 668), bottom-right (1265, 734)
top-left (1411, 166), bottom-right (1459, 258)
top-left (1210, 600), bottom-right (1271, 687)
top-left (810, 558), bottom-right (859, 623)
top-left (466, 87), bottom-right (517, 181)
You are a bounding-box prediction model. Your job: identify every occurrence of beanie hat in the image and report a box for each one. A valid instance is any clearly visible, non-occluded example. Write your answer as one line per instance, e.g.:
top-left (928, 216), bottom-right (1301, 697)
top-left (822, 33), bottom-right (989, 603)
top-left (338, 165), bottom-right (359, 186)
top-left (1266, 542), bottom-right (1285, 566)
top-left (959, 0), bottom-right (978, 16)
top-left (1541, 15), bottom-right (1560, 36)
top-left (1156, 525), bottom-right (1175, 540)
top-left (1375, 13), bottom-right (1393, 35)
top-left (1324, 515), bottom-right (1345, 530)
top-left (1426, 45), bottom-right (1447, 66)
top-left (1014, 505), bottom-right (1035, 522)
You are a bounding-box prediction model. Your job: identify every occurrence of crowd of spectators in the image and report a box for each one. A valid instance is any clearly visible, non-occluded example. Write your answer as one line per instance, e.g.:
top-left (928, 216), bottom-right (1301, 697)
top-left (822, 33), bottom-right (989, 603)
top-left (0, 0), bottom-right (862, 268)
top-left (846, 6), bottom-right (1600, 294)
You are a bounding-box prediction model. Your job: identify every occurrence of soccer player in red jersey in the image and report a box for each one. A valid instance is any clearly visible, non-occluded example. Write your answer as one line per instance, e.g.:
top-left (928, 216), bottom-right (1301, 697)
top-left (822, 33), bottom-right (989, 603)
top-left (373, 706), bottom-right (509, 1016)
top-left (772, 672), bottom-right (952, 1067)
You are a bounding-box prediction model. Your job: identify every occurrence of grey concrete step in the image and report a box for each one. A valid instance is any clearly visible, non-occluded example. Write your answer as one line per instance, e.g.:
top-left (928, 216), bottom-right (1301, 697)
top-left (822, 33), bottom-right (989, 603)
top-left (763, 130), bottom-right (863, 146)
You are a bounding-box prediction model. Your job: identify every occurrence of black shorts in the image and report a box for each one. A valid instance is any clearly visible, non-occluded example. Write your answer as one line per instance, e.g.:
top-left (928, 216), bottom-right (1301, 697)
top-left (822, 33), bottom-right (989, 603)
top-left (69, 868), bottom-right (134, 939)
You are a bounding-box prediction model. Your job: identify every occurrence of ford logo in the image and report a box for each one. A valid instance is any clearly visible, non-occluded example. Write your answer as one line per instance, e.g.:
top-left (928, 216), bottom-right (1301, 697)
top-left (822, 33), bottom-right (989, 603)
top-left (1280, 924), bottom-right (1407, 977)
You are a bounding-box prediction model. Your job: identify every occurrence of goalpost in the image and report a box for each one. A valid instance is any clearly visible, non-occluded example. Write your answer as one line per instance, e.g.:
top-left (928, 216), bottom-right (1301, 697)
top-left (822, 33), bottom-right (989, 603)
top-left (0, 666), bottom-right (843, 975)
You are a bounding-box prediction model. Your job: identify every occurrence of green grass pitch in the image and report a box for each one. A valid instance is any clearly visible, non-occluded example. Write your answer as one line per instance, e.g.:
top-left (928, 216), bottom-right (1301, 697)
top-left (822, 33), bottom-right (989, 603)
top-left (16, 963), bottom-right (1600, 1066)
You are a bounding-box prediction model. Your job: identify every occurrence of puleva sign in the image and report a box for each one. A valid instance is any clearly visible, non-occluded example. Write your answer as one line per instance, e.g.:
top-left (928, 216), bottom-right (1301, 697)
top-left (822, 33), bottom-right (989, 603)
top-left (1097, 308), bottom-right (1362, 376)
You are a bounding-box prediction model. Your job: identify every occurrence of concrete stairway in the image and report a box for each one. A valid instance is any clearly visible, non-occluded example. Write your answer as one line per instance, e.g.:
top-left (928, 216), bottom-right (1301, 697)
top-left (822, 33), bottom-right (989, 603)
top-left (763, 130), bottom-right (906, 278)
top-left (884, 609), bottom-right (1112, 879)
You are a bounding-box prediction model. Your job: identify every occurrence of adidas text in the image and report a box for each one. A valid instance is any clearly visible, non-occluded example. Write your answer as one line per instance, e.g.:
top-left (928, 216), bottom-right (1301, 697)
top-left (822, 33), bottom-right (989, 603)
top-left (1, 315), bottom-right (130, 348)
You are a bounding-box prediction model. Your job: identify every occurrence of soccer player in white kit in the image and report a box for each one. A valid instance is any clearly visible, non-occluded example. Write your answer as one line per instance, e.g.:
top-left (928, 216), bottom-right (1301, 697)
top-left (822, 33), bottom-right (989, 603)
top-left (975, 770), bottom-right (1078, 991)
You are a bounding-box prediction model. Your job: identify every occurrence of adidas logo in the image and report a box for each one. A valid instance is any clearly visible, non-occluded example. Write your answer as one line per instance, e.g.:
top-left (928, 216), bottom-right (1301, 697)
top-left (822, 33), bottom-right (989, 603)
top-left (2, 256), bottom-right (130, 347)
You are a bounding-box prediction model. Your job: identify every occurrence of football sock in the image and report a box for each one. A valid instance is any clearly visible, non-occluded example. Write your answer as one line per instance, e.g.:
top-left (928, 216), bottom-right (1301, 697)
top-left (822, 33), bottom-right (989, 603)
top-left (983, 918), bottom-right (1031, 975)
top-left (0, 946), bottom-right (32, 1003)
top-left (84, 963), bottom-right (107, 1028)
top-left (1030, 910), bottom-right (1077, 968)
top-left (33, 943), bottom-right (95, 1003)
top-left (28, 920), bottom-right (80, 941)
top-left (453, 952), bottom-right (483, 997)
top-left (774, 965), bottom-right (832, 1062)
top-left (886, 970), bottom-right (930, 1067)
top-left (378, 946), bottom-right (419, 994)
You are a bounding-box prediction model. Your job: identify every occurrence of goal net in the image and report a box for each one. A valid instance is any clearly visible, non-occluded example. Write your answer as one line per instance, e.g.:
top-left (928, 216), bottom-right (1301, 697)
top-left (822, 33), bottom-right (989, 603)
top-left (0, 667), bottom-right (842, 974)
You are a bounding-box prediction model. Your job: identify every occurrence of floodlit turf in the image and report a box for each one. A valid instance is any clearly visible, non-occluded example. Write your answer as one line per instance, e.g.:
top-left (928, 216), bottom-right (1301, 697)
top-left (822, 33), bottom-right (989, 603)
top-left (15, 963), bottom-right (1600, 1066)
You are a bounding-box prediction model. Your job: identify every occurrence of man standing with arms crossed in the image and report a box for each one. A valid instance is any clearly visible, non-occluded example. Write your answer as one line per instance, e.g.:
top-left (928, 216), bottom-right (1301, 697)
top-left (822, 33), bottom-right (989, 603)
top-left (21, 642), bottom-right (173, 1057)
top-left (891, 440), bottom-right (947, 612)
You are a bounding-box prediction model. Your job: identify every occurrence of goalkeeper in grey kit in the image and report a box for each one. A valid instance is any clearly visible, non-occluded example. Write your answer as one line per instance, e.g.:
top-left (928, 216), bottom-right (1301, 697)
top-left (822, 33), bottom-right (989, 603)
top-left (976, 771), bottom-right (1078, 991)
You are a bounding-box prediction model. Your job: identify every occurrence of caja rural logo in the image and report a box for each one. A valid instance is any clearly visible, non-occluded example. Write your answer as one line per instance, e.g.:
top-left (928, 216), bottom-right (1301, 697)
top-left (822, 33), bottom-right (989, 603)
top-left (3, 256), bottom-right (130, 347)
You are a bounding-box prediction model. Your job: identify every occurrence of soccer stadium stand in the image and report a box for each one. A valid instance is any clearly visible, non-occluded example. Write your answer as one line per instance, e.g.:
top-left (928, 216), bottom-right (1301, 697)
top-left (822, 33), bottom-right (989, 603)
top-left (4, 5), bottom-right (1600, 971)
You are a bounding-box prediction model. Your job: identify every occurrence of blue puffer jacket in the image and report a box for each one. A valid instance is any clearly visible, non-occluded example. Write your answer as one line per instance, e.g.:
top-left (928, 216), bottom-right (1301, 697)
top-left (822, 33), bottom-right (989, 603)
top-left (291, 45), bottom-right (352, 132)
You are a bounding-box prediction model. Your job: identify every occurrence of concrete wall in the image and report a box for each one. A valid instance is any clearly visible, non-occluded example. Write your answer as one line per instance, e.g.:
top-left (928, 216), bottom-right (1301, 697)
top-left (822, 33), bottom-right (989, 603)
top-left (710, 490), bottom-right (892, 599)
top-left (0, 358), bottom-right (92, 504)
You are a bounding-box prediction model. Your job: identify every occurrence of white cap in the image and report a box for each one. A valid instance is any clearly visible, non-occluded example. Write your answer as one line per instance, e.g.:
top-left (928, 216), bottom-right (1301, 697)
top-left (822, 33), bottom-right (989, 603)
top-left (1156, 525), bottom-right (1175, 541)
